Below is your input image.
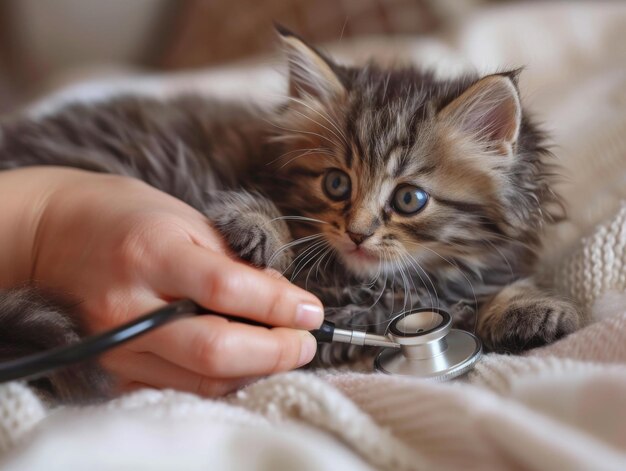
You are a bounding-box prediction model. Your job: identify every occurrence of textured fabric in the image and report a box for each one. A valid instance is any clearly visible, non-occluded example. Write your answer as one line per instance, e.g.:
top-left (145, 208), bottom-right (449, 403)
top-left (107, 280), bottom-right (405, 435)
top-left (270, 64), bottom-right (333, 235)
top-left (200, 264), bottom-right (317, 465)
top-left (553, 204), bottom-right (626, 311)
top-left (1, 2), bottom-right (626, 470)
top-left (0, 382), bottom-right (46, 455)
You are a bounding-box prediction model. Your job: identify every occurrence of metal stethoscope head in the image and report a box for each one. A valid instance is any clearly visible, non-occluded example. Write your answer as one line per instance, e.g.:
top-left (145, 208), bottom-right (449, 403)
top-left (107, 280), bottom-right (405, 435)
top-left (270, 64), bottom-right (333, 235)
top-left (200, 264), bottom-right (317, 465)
top-left (375, 308), bottom-right (482, 380)
top-left (311, 307), bottom-right (482, 380)
top-left (0, 300), bottom-right (481, 384)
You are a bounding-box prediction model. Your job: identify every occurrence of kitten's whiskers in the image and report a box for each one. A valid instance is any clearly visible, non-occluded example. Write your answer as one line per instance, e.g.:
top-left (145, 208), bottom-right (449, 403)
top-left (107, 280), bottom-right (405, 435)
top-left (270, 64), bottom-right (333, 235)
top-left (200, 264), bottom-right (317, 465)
top-left (405, 241), bottom-right (479, 332)
top-left (290, 239), bottom-right (328, 280)
top-left (270, 215), bottom-right (328, 225)
top-left (268, 233), bottom-right (324, 269)
top-left (304, 243), bottom-right (333, 290)
top-left (398, 248), bottom-right (440, 310)
top-left (314, 245), bottom-right (334, 281)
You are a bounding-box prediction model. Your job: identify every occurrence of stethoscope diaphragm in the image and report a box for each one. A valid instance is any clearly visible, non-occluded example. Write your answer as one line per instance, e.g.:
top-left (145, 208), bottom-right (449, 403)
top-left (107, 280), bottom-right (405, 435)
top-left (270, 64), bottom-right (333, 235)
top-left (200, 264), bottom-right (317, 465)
top-left (374, 308), bottom-right (482, 381)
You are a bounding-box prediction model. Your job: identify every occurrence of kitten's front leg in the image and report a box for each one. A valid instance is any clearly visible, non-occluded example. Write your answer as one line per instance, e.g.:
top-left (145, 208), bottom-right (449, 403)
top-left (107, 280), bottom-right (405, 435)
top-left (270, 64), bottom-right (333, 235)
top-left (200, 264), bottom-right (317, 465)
top-left (204, 191), bottom-right (293, 271)
top-left (477, 278), bottom-right (583, 353)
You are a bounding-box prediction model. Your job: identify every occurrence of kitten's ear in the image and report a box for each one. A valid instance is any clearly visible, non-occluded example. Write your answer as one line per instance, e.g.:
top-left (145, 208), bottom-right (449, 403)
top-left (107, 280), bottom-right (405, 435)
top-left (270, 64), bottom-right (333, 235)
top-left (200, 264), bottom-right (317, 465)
top-left (275, 24), bottom-right (345, 101)
top-left (439, 73), bottom-right (522, 155)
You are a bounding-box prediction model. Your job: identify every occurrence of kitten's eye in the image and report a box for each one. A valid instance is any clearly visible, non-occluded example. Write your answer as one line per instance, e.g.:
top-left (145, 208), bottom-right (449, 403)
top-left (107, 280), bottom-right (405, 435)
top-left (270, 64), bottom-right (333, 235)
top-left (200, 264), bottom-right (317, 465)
top-left (392, 185), bottom-right (429, 215)
top-left (323, 169), bottom-right (351, 201)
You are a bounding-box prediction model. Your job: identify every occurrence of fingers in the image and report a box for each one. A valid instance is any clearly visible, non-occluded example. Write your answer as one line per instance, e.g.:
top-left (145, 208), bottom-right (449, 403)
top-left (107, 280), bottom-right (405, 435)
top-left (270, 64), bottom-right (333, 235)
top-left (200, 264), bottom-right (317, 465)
top-left (131, 314), bottom-right (317, 378)
top-left (103, 351), bottom-right (256, 397)
top-left (150, 242), bottom-right (324, 330)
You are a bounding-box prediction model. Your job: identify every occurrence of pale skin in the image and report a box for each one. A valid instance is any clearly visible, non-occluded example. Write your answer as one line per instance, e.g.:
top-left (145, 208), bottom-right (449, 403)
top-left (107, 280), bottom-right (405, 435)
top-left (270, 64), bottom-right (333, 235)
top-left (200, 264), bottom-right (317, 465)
top-left (0, 167), bottom-right (323, 396)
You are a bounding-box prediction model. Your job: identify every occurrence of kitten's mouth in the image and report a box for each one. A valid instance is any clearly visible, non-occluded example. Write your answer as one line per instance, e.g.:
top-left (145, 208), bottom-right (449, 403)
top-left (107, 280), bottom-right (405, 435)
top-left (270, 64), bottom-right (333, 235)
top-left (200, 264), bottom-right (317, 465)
top-left (330, 236), bottom-right (383, 275)
top-left (349, 246), bottom-right (379, 262)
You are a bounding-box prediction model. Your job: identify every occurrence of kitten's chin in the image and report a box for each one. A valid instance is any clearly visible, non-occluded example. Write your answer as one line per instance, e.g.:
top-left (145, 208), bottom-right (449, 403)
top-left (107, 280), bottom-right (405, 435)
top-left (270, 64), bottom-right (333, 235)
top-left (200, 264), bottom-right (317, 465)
top-left (338, 247), bottom-right (385, 278)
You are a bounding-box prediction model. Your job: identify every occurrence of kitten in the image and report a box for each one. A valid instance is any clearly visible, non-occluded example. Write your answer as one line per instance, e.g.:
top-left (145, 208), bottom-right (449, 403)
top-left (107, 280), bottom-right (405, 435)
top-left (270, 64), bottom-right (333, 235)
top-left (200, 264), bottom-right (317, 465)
top-left (0, 28), bottom-right (582, 400)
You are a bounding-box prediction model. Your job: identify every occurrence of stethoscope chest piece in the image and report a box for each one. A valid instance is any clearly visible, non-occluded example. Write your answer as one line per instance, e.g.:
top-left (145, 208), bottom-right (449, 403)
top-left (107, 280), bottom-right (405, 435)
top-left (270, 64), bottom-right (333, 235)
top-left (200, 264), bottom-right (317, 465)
top-left (374, 308), bottom-right (482, 381)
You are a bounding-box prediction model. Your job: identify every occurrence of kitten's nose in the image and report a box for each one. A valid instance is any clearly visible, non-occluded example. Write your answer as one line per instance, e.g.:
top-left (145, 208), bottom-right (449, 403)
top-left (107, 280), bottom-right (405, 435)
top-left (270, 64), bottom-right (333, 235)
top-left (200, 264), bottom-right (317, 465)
top-left (347, 231), bottom-right (372, 246)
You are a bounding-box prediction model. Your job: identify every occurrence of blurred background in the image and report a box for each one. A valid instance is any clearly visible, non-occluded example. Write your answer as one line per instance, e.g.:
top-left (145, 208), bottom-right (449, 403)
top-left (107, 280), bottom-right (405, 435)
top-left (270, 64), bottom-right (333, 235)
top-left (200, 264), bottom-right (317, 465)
top-left (0, 0), bottom-right (620, 258)
top-left (0, 0), bottom-right (499, 114)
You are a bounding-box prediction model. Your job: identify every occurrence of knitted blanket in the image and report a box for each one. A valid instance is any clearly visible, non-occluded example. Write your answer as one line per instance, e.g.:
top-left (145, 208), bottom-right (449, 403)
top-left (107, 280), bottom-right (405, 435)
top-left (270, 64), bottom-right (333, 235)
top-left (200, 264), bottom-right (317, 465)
top-left (1, 3), bottom-right (626, 470)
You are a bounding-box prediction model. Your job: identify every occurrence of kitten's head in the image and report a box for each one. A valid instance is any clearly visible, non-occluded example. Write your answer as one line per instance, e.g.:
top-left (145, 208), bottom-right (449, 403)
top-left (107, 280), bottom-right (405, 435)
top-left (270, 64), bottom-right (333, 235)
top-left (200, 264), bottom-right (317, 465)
top-left (268, 28), bottom-right (561, 280)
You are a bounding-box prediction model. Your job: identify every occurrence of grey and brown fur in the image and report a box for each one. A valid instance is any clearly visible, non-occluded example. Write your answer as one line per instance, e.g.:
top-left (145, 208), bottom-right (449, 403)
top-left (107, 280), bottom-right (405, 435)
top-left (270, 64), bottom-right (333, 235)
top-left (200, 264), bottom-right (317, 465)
top-left (0, 28), bottom-right (582, 400)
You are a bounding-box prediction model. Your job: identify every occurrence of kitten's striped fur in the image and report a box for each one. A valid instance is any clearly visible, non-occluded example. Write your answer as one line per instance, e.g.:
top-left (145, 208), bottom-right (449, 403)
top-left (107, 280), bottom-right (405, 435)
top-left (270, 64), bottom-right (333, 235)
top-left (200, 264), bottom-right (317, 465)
top-left (0, 28), bottom-right (582, 399)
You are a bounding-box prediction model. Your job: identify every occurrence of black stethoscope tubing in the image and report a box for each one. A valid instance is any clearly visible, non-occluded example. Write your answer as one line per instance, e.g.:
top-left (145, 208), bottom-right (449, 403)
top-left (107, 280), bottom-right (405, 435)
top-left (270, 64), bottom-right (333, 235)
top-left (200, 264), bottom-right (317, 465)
top-left (0, 299), bottom-right (335, 384)
top-left (0, 299), bottom-right (205, 383)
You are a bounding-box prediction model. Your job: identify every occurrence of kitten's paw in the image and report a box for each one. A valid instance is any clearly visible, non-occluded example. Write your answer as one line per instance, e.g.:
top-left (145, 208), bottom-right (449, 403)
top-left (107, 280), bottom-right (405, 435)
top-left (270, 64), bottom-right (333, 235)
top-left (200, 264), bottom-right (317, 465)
top-left (206, 192), bottom-right (293, 271)
top-left (479, 296), bottom-right (581, 353)
top-left (214, 211), bottom-right (292, 271)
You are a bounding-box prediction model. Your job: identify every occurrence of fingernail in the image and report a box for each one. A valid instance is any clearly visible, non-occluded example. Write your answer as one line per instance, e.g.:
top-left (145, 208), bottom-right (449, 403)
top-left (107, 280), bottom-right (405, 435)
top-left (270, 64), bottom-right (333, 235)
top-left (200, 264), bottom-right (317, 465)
top-left (295, 303), bottom-right (324, 329)
top-left (297, 332), bottom-right (317, 367)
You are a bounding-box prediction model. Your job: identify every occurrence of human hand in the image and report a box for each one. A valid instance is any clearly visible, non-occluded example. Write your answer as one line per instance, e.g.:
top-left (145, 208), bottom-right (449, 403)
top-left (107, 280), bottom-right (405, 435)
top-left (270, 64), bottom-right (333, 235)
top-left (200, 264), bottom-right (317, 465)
top-left (30, 168), bottom-right (323, 396)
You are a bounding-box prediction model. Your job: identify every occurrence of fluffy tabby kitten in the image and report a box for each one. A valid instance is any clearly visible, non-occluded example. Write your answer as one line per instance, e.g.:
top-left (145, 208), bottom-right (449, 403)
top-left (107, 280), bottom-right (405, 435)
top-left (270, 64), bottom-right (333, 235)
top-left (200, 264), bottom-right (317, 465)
top-left (0, 28), bottom-right (582, 401)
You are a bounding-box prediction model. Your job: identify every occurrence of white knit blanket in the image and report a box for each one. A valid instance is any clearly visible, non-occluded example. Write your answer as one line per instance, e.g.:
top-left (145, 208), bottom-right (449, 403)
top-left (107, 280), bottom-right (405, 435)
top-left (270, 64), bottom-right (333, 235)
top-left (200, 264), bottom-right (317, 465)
top-left (2, 3), bottom-right (626, 470)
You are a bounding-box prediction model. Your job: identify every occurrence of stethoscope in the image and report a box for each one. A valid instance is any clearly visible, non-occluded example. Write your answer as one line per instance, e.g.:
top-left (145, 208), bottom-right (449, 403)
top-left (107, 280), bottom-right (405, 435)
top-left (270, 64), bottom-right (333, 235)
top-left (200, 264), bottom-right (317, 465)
top-left (0, 299), bottom-right (482, 384)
